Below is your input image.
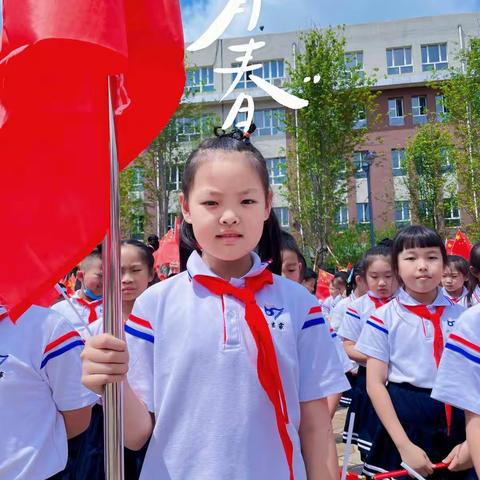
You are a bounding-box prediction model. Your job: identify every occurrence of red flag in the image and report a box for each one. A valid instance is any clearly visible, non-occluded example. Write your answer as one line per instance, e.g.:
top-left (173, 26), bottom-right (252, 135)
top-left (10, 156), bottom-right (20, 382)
top-left (446, 238), bottom-right (455, 255)
top-left (450, 230), bottom-right (472, 260)
top-left (0, 1), bottom-right (185, 319)
top-left (315, 269), bottom-right (334, 301)
top-left (154, 227), bottom-right (180, 274)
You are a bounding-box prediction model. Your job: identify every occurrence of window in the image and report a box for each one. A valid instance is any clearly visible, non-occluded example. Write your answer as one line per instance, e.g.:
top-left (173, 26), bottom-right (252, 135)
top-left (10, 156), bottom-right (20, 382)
top-left (356, 203), bottom-right (370, 224)
top-left (131, 166), bottom-right (144, 191)
top-left (176, 117), bottom-right (201, 142)
top-left (344, 51), bottom-right (364, 79)
top-left (334, 206), bottom-right (349, 227)
top-left (273, 207), bottom-right (289, 229)
top-left (386, 47), bottom-right (413, 75)
top-left (167, 163), bottom-right (184, 191)
top-left (353, 106), bottom-right (367, 129)
top-left (236, 108), bottom-right (285, 136)
top-left (186, 66), bottom-right (214, 93)
top-left (444, 198), bottom-right (460, 226)
top-left (436, 95), bottom-right (448, 122)
top-left (391, 149), bottom-right (406, 176)
top-left (395, 201), bottom-right (411, 224)
top-left (388, 98), bottom-right (405, 126)
top-left (167, 213), bottom-right (177, 230)
top-left (421, 44), bottom-right (448, 71)
top-left (353, 151), bottom-right (368, 178)
top-left (266, 157), bottom-right (286, 185)
top-left (131, 214), bottom-right (144, 240)
top-left (411, 96), bottom-right (428, 125)
top-left (233, 59), bottom-right (284, 89)
top-left (441, 148), bottom-right (454, 173)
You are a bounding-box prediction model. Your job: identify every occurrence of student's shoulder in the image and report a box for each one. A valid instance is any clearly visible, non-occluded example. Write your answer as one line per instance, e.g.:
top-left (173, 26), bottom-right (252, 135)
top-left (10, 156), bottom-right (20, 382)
top-left (136, 272), bottom-right (190, 305)
top-left (270, 274), bottom-right (321, 310)
top-left (453, 304), bottom-right (480, 340)
top-left (15, 305), bottom-right (75, 340)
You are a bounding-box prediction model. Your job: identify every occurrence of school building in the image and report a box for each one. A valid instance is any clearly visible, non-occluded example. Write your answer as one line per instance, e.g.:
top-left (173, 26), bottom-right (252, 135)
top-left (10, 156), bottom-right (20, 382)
top-left (145, 12), bottom-right (480, 236)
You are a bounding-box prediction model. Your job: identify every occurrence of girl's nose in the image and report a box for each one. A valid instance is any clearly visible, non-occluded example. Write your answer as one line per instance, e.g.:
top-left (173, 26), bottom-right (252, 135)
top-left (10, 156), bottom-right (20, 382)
top-left (220, 210), bottom-right (239, 225)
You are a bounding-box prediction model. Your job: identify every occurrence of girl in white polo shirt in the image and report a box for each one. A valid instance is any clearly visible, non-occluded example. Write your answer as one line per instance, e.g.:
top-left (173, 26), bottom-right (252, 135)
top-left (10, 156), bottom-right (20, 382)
top-left (432, 304), bottom-right (480, 476)
top-left (81, 128), bottom-right (349, 480)
top-left (338, 244), bottom-right (397, 460)
top-left (356, 225), bottom-right (471, 479)
top-left (0, 305), bottom-right (97, 479)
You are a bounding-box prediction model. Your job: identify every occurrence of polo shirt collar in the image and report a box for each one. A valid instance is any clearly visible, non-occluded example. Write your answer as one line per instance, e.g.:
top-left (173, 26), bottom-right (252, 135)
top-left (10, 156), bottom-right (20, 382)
top-left (187, 250), bottom-right (269, 287)
top-left (397, 287), bottom-right (452, 307)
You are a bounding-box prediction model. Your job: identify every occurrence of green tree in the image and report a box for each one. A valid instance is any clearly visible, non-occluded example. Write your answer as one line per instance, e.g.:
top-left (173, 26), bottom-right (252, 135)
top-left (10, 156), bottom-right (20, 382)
top-left (284, 26), bottom-right (379, 266)
top-left (403, 121), bottom-right (457, 237)
top-left (438, 37), bottom-right (480, 234)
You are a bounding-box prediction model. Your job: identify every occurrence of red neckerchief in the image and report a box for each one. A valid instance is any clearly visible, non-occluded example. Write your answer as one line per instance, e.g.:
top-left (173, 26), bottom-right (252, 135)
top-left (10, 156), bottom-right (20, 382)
top-left (194, 269), bottom-right (294, 480)
top-left (401, 303), bottom-right (451, 433)
top-left (368, 294), bottom-right (391, 310)
top-left (76, 297), bottom-right (102, 323)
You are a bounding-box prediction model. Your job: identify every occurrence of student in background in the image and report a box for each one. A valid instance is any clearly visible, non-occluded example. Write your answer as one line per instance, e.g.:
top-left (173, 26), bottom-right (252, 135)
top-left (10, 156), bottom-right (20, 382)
top-left (442, 255), bottom-right (469, 306)
top-left (466, 243), bottom-right (480, 307)
top-left (356, 225), bottom-right (470, 479)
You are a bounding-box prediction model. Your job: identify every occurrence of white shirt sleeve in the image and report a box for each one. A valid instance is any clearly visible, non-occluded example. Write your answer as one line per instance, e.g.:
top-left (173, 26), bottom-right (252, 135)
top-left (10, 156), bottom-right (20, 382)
top-left (330, 329), bottom-right (354, 373)
top-left (432, 307), bottom-right (480, 415)
top-left (355, 309), bottom-right (390, 364)
top-left (330, 298), bottom-right (347, 331)
top-left (338, 303), bottom-right (362, 342)
top-left (126, 297), bottom-right (155, 412)
top-left (41, 313), bottom-right (98, 411)
top-left (297, 300), bottom-right (350, 401)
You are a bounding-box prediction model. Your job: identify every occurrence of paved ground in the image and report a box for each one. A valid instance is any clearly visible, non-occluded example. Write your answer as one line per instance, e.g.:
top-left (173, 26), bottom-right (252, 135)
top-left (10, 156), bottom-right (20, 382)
top-left (333, 406), bottom-right (363, 473)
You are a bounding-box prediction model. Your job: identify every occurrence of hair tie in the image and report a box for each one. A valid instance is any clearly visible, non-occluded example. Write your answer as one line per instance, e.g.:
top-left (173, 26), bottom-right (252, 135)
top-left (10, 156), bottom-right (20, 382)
top-left (213, 123), bottom-right (256, 144)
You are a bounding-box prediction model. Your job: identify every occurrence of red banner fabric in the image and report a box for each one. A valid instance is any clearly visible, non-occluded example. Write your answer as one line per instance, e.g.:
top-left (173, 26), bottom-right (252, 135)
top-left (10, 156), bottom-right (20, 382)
top-left (0, 1), bottom-right (185, 319)
top-left (315, 269), bottom-right (334, 301)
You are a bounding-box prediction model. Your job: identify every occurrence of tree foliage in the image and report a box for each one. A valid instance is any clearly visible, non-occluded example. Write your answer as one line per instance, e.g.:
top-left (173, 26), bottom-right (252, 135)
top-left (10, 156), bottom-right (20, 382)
top-left (284, 26), bottom-right (379, 266)
top-left (403, 121), bottom-right (457, 237)
top-left (438, 37), bottom-right (480, 234)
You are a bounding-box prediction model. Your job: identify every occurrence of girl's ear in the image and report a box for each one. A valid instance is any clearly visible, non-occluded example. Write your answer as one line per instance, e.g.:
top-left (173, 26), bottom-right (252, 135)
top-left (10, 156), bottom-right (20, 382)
top-left (179, 193), bottom-right (192, 224)
top-left (265, 191), bottom-right (273, 221)
top-left (76, 270), bottom-right (84, 283)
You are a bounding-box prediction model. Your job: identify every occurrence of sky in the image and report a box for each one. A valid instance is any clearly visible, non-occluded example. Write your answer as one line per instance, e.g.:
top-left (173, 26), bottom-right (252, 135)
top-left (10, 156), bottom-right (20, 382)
top-left (180, 0), bottom-right (480, 42)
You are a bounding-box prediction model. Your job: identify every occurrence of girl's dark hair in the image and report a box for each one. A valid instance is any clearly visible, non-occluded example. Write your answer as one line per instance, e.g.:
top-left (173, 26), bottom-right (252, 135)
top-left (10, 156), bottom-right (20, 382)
top-left (179, 129), bottom-right (282, 275)
top-left (346, 259), bottom-right (365, 295)
top-left (280, 230), bottom-right (306, 281)
top-left (391, 225), bottom-right (447, 277)
top-left (467, 242), bottom-right (480, 306)
top-left (446, 255), bottom-right (469, 278)
top-left (333, 271), bottom-right (348, 287)
top-left (362, 244), bottom-right (392, 276)
top-left (121, 239), bottom-right (155, 275)
top-left (147, 234), bottom-right (160, 252)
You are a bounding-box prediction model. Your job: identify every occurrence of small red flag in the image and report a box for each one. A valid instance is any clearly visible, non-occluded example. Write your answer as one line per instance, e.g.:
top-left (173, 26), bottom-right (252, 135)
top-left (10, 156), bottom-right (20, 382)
top-left (450, 230), bottom-right (472, 260)
top-left (154, 226), bottom-right (180, 275)
top-left (0, 1), bottom-right (185, 319)
top-left (315, 269), bottom-right (334, 301)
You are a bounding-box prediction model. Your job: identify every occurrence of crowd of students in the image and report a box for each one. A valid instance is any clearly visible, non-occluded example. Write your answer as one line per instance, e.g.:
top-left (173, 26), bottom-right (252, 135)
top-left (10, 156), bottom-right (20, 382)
top-left (1, 128), bottom-right (479, 479)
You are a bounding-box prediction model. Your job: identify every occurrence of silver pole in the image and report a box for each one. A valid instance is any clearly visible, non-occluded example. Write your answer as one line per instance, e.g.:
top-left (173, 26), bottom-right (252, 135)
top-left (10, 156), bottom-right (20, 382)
top-left (103, 77), bottom-right (125, 480)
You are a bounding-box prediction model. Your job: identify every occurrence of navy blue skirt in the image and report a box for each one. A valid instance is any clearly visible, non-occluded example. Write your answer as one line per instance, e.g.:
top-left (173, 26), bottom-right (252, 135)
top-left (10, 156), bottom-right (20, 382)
top-left (342, 366), bottom-right (380, 461)
top-left (362, 382), bottom-right (473, 480)
top-left (340, 371), bottom-right (357, 408)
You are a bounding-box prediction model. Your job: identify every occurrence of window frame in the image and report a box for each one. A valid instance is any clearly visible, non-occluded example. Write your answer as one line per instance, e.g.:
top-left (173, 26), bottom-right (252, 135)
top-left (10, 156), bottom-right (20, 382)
top-left (356, 202), bottom-right (370, 224)
top-left (388, 97), bottom-right (405, 126)
top-left (273, 207), bottom-right (289, 229)
top-left (391, 148), bottom-right (406, 176)
top-left (386, 46), bottom-right (413, 75)
top-left (421, 43), bottom-right (448, 72)
top-left (395, 200), bottom-right (411, 224)
top-left (233, 59), bottom-right (285, 89)
top-left (411, 95), bottom-right (428, 125)
top-left (186, 66), bottom-right (215, 93)
top-left (266, 157), bottom-right (287, 186)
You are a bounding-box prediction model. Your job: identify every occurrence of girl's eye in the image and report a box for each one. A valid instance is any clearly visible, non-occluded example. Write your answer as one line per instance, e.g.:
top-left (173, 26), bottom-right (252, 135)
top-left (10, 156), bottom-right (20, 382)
top-left (242, 199), bottom-right (256, 205)
top-left (202, 201), bottom-right (217, 206)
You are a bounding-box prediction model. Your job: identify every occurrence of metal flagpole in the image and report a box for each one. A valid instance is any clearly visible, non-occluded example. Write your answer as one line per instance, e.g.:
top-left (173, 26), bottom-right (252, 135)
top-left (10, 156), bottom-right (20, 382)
top-left (103, 76), bottom-right (125, 480)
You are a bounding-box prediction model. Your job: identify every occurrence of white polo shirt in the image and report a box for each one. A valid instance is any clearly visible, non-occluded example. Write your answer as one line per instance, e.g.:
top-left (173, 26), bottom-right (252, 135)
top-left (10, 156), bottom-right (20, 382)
top-left (356, 289), bottom-right (465, 388)
top-left (52, 291), bottom-right (103, 338)
top-left (0, 305), bottom-right (98, 479)
top-left (322, 294), bottom-right (343, 320)
top-left (467, 285), bottom-right (480, 308)
top-left (432, 304), bottom-right (480, 415)
top-left (330, 292), bottom-right (357, 332)
top-left (126, 251), bottom-right (349, 480)
top-left (330, 327), bottom-right (355, 373)
top-left (441, 286), bottom-right (468, 307)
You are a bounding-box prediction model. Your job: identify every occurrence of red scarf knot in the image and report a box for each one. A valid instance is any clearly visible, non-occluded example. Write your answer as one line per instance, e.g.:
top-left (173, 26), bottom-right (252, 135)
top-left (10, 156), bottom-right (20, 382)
top-left (401, 303), bottom-right (452, 434)
top-left (194, 268), bottom-right (294, 480)
top-left (76, 297), bottom-right (102, 323)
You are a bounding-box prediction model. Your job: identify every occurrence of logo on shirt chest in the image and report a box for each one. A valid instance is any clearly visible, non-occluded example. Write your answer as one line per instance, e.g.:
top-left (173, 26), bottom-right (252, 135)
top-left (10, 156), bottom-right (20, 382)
top-left (264, 305), bottom-right (286, 330)
top-left (0, 355), bottom-right (8, 380)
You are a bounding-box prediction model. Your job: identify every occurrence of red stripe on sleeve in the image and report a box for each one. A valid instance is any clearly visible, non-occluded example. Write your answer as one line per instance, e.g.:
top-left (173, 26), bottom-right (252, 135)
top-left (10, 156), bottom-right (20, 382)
top-left (370, 315), bottom-right (385, 325)
top-left (449, 333), bottom-right (480, 353)
top-left (128, 314), bottom-right (153, 330)
top-left (44, 330), bottom-right (80, 353)
top-left (308, 305), bottom-right (322, 314)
